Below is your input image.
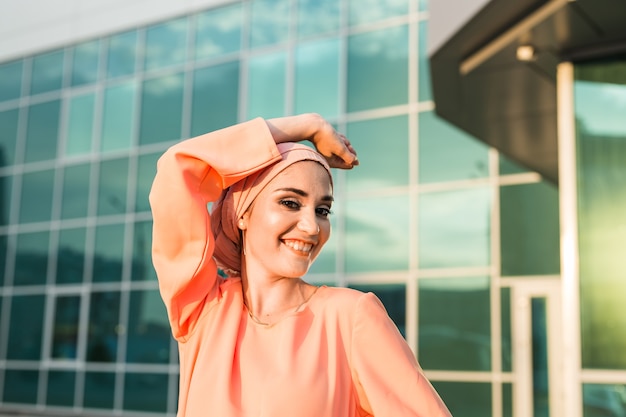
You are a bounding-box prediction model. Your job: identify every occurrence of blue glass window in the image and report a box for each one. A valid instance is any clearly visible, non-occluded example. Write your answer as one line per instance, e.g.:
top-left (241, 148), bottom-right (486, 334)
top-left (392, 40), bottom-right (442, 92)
top-left (126, 289), bottom-right (170, 363)
top-left (191, 61), bottom-right (240, 136)
top-left (295, 38), bottom-right (340, 118)
top-left (139, 73), bottom-right (184, 145)
top-left (24, 100), bottom-right (61, 163)
top-left (250, 0), bottom-right (290, 48)
top-left (419, 277), bottom-right (491, 371)
top-left (0, 60), bottom-right (23, 102)
top-left (0, 109), bottom-right (18, 166)
top-left (348, 26), bottom-right (409, 112)
top-left (346, 115), bottom-right (409, 192)
top-left (30, 50), bottom-right (64, 95)
top-left (106, 30), bottom-right (138, 78)
top-left (92, 223), bottom-right (125, 283)
top-left (65, 93), bottom-right (95, 156)
top-left (14, 231), bottom-right (49, 286)
top-left (7, 294), bottom-right (45, 359)
top-left (19, 169), bottom-right (55, 224)
top-left (247, 51), bottom-right (286, 119)
top-left (101, 81), bottom-right (137, 152)
top-left (144, 17), bottom-right (188, 71)
top-left (86, 291), bottom-right (120, 362)
top-left (345, 194), bottom-right (410, 272)
top-left (418, 110), bottom-right (489, 183)
top-left (195, 4), bottom-right (242, 59)
top-left (419, 187), bottom-right (491, 268)
top-left (71, 39), bottom-right (100, 86)
top-left (56, 227), bottom-right (87, 284)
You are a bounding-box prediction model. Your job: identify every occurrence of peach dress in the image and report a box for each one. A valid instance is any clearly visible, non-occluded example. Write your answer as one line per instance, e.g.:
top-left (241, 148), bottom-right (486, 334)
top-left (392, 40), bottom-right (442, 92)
top-left (150, 118), bottom-right (452, 417)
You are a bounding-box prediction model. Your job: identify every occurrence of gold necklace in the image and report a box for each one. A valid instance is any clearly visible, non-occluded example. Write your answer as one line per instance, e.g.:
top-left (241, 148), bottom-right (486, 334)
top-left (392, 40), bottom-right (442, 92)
top-left (245, 286), bottom-right (320, 327)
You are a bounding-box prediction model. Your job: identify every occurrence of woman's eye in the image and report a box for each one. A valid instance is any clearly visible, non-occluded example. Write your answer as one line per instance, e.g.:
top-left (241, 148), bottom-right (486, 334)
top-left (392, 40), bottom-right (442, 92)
top-left (280, 200), bottom-right (300, 209)
top-left (316, 207), bottom-right (332, 218)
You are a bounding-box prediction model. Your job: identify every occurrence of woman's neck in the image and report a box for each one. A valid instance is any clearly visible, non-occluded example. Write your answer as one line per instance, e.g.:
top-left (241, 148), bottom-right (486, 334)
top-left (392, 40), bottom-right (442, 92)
top-left (240, 274), bottom-right (315, 325)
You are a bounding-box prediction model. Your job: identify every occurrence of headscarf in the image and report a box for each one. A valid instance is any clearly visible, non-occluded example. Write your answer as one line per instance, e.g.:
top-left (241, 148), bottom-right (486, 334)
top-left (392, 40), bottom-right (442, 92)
top-left (210, 142), bottom-right (332, 276)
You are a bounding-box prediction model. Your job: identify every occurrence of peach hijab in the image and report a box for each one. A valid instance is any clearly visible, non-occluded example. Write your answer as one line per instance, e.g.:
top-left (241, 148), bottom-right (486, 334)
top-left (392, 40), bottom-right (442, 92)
top-left (210, 142), bottom-right (332, 276)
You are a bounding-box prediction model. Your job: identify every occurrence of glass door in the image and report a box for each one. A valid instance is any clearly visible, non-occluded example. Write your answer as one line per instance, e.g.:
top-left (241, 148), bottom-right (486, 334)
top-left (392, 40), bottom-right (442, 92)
top-left (511, 279), bottom-right (563, 417)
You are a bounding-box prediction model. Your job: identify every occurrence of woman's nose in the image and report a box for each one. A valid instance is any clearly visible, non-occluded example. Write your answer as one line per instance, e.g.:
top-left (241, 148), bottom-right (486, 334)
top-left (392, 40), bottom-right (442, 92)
top-left (297, 211), bottom-right (320, 235)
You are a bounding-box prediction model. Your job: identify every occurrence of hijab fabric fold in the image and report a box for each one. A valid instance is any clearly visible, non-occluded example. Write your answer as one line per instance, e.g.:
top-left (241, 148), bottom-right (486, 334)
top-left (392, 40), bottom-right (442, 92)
top-left (210, 142), bottom-right (332, 276)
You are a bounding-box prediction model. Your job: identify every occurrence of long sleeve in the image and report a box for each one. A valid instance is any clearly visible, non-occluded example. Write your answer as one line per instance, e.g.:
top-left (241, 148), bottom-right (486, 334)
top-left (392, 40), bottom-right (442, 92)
top-left (149, 118), bottom-right (281, 341)
top-left (351, 293), bottom-right (452, 417)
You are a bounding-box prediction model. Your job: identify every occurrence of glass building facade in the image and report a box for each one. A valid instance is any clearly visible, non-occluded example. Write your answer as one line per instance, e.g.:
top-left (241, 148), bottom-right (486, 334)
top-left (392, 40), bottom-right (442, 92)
top-left (0, 0), bottom-right (586, 416)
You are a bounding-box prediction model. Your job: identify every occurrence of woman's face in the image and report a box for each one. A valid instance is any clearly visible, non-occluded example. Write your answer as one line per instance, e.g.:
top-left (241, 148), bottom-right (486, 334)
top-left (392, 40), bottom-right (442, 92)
top-left (240, 161), bottom-right (333, 279)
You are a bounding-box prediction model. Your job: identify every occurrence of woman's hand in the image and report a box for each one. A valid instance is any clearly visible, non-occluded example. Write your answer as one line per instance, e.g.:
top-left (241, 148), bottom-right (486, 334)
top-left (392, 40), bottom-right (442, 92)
top-left (266, 113), bottom-right (359, 170)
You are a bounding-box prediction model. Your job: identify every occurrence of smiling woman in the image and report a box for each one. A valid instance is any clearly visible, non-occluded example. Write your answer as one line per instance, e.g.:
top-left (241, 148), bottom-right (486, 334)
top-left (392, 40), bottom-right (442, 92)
top-left (149, 113), bottom-right (451, 417)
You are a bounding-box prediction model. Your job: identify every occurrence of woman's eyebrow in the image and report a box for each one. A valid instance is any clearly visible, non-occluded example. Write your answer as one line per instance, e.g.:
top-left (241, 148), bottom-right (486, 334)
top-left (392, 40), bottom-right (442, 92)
top-left (275, 187), bottom-right (334, 202)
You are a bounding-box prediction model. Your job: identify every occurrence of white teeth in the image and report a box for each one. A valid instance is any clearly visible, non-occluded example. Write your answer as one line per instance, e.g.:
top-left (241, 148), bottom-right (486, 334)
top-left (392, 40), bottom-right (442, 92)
top-left (285, 240), bottom-right (313, 253)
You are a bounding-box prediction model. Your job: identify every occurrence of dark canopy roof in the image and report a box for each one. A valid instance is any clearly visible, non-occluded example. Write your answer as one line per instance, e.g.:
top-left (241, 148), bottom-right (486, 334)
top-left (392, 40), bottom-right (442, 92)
top-left (429, 0), bottom-right (626, 182)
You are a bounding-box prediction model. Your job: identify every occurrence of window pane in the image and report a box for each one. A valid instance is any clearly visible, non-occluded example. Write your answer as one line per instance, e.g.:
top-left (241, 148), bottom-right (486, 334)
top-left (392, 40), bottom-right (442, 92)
top-left (19, 169), bottom-right (55, 224)
top-left (56, 227), bottom-right (86, 284)
top-left (139, 73), bottom-right (184, 145)
top-left (346, 115), bottom-right (408, 192)
top-left (71, 39), bottom-right (100, 86)
top-left (347, 26), bottom-right (409, 112)
top-left (195, 4), bottom-right (242, 59)
top-left (25, 100), bottom-right (61, 163)
top-left (247, 51), bottom-right (286, 119)
top-left (30, 50), bottom-right (64, 95)
top-left (346, 194), bottom-right (409, 272)
top-left (499, 153), bottom-right (531, 175)
top-left (65, 93), bottom-right (95, 156)
top-left (501, 287), bottom-right (512, 372)
top-left (432, 381), bottom-right (492, 417)
top-left (126, 289), bottom-right (170, 363)
top-left (135, 152), bottom-right (160, 213)
top-left (84, 371), bottom-right (115, 409)
top-left (7, 294), bottom-right (45, 359)
top-left (0, 173), bottom-right (11, 227)
top-left (145, 18), bottom-right (188, 71)
top-left (92, 223), bottom-right (125, 283)
top-left (131, 220), bottom-right (156, 281)
top-left (87, 291), bottom-right (120, 362)
top-left (418, 20), bottom-right (432, 102)
top-left (349, 0), bottom-right (408, 26)
top-left (297, 0), bottom-right (339, 38)
top-left (500, 181), bottom-right (560, 276)
top-left (419, 187), bottom-right (491, 268)
top-left (419, 110), bottom-right (489, 183)
top-left (0, 60), bottom-right (22, 102)
top-left (0, 109), bottom-right (19, 166)
top-left (60, 163), bottom-right (90, 219)
top-left (250, 0), bottom-right (290, 48)
top-left (575, 67), bottom-right (626, 370)
top-left (191, 61), bottom-right (240, 136)
top-left (101, 81), bottom-right (136, 152)
top-left (3, 370), bottom-right (39, 404)
top-left (295, 38), bottom-right (340, 118)
top-left (583, 384), bottom-right (626, 417)
top-left (0, 250), bottom-right (7, 290)
top-left (14, 231), bottom-right (49, 286)
top-left (51, 295), bottom-right (80, 359)
top-left (46, 371), bottom-right (76, 406)
top-left (97, 157), bottom-right (129, 216)
top-left (107, 30), bottom-right (138, 78)
top-left (419, 277), bottom-right (491, 371)
top-left (503, 383), bottom-right (513, 417)
top-left (123, 372), bottom-right (168, 412)
top-left (348, 283), bottom-right (407, 336)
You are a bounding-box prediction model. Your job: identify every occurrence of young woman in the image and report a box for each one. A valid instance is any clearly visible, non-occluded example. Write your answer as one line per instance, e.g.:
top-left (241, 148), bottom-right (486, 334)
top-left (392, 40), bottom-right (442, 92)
top-left (150, 113), bottom-right (451, 417)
